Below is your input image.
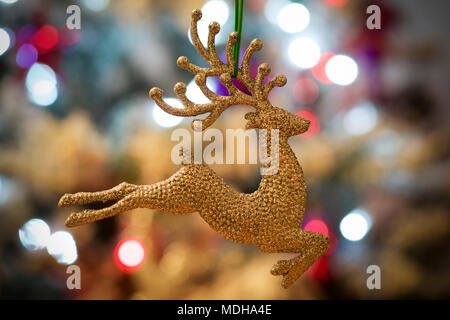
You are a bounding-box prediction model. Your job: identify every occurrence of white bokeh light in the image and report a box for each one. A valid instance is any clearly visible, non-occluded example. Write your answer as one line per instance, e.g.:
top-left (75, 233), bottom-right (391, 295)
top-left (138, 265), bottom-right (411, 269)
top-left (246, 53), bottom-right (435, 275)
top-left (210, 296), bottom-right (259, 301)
top-left (186, 78), bottom-right (213, 104)
top-left (152, 98), bottom-right (183, 128)
top-left (277, 3), bottom-right (310, 33)
top-left (189, 0), bottom-right (229, 46)
top-left (25, 63), bottom-right (58, 106)
top-left (28, 82), bottom-right (58, 106)
top-left (46, 231), bottom-right (78, 265)
top-left (117, 239), bottom-right (145, 267)
top-left (202, 0), bottom-right (229, 25)
top-left (288, 37), bottom-right (321, 69)
top-left (0, 28), bottom-right (11, 56)
top-left (343, 101), bottom-right (378, 135)
top-left (18, 219), bottom-right (51, 251)
top-left (1, 0), bottom-right (19, 4)
top-left (340, 208), bottom-right (372, 241)
top-left (264, 0), bottom-right (289, 25)
top-left (325, 54), bottom-right (358, 86)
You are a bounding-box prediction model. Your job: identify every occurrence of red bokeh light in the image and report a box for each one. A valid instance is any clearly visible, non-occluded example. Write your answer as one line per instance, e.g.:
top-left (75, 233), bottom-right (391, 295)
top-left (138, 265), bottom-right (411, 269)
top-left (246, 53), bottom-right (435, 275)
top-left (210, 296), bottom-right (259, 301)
top-left (114, 238), bottom-right (146, 273)
top-left (304, 219), bottom-right (329, 235)
top-left (307, 256), bottom-right (329, 280)
top-left (292, 78), bottom-right (319, 105)
top-left (325, 231), bottom-right (338, 256)
top-left (296, 109), bottom-right (320, 137)
top-left (311, 52), bottom-right (335, 84)
top-left (33, 25), bottom-right (59, 50)
top-left (324, 0), bottom-right (348, 7)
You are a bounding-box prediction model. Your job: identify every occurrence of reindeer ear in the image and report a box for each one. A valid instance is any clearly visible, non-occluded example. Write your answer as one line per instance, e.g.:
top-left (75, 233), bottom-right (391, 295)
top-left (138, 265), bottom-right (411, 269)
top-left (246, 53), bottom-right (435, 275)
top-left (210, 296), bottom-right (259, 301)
top-left (245, 112), bottom-right (261, 129)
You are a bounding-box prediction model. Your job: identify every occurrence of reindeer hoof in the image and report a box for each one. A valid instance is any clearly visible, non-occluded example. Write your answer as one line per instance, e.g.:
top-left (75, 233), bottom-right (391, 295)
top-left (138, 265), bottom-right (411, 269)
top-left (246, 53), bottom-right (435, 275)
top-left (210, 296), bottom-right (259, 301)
top-left (271, 257), bottom-right (309, 289)
top-left (270, 259), bottom-right (292, 276)
top-left (65, 212), bottom-right (81, 227)
top-left (58, 194), bottom-right (75, 207)
top-left (65, 210), bottom-right (90, 228)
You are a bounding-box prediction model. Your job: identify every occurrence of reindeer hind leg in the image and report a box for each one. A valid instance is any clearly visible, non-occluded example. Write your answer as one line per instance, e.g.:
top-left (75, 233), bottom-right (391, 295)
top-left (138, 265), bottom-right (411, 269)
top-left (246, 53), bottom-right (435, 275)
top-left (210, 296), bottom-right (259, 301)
top-left (58, 182), bottom-right (139, 208)
top-left (65, 189), bottom-right (144, 227)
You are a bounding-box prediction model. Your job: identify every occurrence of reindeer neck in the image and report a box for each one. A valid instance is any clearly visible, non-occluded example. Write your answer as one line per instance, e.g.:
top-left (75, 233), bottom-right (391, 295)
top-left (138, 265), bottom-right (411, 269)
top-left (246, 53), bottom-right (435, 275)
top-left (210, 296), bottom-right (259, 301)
top-left (257, 135), bottom-right (304, 192)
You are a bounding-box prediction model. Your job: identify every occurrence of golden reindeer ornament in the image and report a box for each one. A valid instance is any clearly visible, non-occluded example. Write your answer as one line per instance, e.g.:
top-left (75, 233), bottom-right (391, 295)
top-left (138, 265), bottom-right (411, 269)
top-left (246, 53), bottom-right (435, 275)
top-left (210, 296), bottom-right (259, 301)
top-left (58, 9), bottom-right (330, 288)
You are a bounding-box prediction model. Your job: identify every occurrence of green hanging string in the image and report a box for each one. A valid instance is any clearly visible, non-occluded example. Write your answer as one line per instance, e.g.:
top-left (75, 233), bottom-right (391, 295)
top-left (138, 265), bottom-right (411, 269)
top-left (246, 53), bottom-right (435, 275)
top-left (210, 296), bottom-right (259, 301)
top-left (232, 0), bottom-right (244, 78)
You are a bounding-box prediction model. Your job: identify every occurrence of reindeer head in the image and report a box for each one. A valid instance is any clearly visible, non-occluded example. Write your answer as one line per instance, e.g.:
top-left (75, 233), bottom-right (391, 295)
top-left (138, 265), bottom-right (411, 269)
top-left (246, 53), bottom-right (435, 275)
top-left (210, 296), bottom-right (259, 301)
top-left (149, 9), bottom-right (310, 138)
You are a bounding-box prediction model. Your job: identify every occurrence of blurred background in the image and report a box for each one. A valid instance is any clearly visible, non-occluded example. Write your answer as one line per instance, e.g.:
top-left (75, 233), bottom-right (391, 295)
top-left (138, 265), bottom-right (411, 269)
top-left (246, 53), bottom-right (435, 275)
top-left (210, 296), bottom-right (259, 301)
top-left (0, 0), bottom-right (449, 299)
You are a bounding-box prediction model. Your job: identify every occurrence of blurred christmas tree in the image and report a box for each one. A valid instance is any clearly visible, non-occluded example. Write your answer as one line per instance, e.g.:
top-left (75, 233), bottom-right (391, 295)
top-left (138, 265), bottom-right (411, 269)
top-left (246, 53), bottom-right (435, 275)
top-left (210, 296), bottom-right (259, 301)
top-left (0, 0), bottom-right (448, 299)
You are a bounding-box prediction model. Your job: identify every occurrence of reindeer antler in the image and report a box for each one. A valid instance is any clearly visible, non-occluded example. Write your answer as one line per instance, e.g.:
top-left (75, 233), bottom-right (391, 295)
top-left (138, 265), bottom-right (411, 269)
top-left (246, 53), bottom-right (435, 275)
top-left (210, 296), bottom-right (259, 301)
top-left (149, 9), bottom-right (287, 130)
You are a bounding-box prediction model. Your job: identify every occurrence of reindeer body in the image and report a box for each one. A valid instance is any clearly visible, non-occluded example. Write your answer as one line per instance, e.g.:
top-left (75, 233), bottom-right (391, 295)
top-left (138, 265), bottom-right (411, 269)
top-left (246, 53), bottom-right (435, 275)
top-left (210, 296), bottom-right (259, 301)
top-left (180, 137), bottom-right (306, 245)
top-left (58, 9), bottom-right (329, 288)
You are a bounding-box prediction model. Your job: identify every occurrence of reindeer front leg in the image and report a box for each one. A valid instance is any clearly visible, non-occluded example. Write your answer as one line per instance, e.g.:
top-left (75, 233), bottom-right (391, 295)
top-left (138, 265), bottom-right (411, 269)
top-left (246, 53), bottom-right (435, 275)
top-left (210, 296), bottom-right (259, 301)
top-left (259, 229), bottom-right (330, 288)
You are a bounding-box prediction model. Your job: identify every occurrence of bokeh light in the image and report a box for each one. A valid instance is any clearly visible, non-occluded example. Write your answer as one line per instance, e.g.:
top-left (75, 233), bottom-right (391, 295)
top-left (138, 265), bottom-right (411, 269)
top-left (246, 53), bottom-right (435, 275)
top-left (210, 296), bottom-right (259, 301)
top-left (325, 0), bottom-right (348, 7)
top-left (0, 28), bottom-right (11, 56)
top-left (28, 83), bottom-right (58, 106)
top-left (288, 37), bottom-right (321, 69)
top-left (307, 256), bottom-right (329, 280)
top-left (16, 43), bottom-right (38, 68)
top-left (25, 63), bottom-right (58, 106)
top-left (0, 0), bottom-right (447, 301)
top-left (186, 79), bottom-right (212, 104)
top-left (18, 219), bottom-right (51, 251)
top-left (326, 232), bottom-right (338, 256)
top-left (296, 109), bottom-right (320, 137)
top-left (312, 52), bottom-right (335, 84)
top-left (33, 25), bottom-right (59, 50)
top-left (343, 101), bottom-right (378, 135)
top-left (202, 0), bottom-right (229, 25)
top-left (114, 238), bottom-right (146, 272)
top-left (292, 78), bottom-right (319, 105)
top-left (0, 0), bottom-right (19, 4)
top-left (304, 219), bottom-right (329, 235)
top-left (277, 3), bottom-right (310, 34)
top-left (264, 0), bottom-right (289, 25)
top-left (189, 0), bottom-right (229, 46)
top-left (16, 24), bottom-right (37, 46)
top-left (152, 98), bottom-right (183, 128)
top-left (81, 0), bottom-right (110, 12)
top-left (340, 208), bottom-right (372, 241)
top-left (325, 54), bottom-right (358, 86)
top-left (46, 231), bottom-right (78, 264)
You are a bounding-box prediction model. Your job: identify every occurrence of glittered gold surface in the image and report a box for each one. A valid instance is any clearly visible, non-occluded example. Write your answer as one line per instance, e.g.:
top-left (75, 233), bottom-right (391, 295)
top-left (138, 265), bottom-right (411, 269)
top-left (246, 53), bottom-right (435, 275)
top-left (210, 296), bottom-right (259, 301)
top-left (58, 9), bottom-right (329, 289)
